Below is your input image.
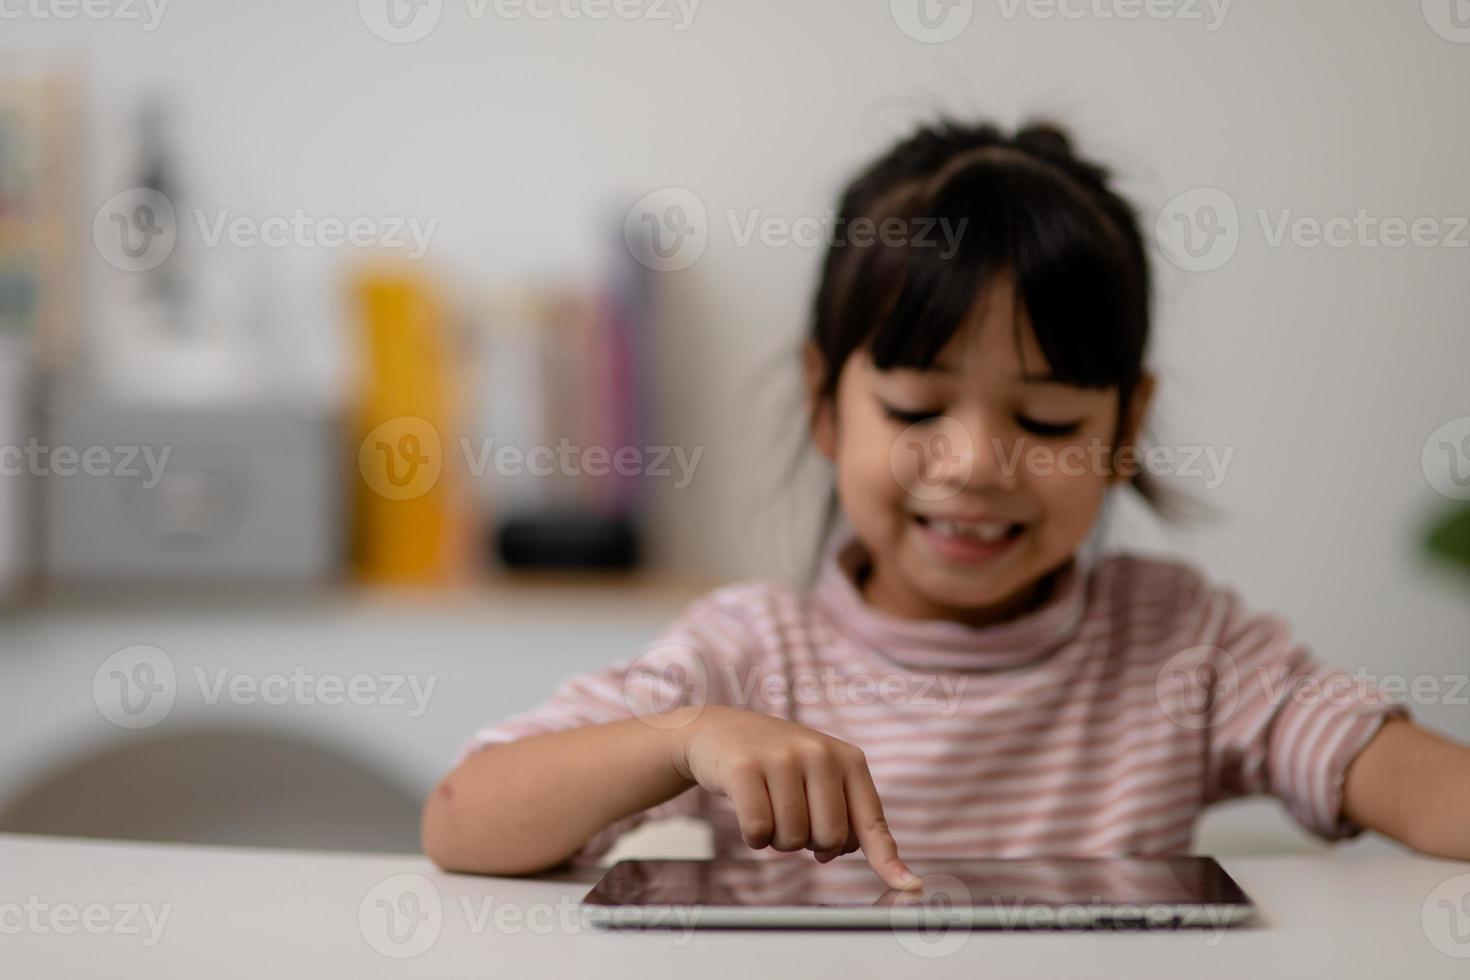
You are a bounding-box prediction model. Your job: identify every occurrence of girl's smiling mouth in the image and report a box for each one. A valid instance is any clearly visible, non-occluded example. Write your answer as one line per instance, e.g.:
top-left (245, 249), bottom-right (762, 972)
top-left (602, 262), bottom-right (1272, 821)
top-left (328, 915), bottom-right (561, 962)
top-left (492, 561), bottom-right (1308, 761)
top-left (912, 514), bottom-right (1025, 563)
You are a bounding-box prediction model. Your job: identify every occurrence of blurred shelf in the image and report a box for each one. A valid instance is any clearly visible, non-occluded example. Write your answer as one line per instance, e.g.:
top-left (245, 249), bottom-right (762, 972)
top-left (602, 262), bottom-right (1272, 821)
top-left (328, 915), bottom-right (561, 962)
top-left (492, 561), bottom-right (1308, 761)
top-left (8, 570), bottom-right (721, 616)
top-left (345, 569), bottom-right (720, 611)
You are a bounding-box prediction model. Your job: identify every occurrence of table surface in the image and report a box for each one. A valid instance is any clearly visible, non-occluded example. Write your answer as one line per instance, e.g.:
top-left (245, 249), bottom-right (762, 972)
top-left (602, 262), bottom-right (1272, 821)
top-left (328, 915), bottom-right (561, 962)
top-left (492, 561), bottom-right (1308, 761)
top-left (4, 833), bottom-right (1470, 978)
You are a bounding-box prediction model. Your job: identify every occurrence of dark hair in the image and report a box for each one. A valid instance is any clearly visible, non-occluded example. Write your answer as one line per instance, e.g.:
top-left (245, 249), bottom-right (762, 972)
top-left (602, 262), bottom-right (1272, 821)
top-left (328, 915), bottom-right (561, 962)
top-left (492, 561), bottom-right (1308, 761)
top-left (801, 118), bottom-right (1164, 570)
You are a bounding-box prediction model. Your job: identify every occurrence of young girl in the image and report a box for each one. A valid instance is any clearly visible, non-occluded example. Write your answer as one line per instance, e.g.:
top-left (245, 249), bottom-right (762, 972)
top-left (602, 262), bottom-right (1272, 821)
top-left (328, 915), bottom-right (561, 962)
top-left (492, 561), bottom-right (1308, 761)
top-left (423, 120), bottom-right (1470, 890)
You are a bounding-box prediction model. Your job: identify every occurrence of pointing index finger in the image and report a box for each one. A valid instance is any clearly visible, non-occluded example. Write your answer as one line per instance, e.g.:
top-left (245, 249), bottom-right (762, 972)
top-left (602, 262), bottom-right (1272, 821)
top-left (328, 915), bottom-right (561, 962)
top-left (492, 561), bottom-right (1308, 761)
top-left (844, 762), bottom-right (921, 890)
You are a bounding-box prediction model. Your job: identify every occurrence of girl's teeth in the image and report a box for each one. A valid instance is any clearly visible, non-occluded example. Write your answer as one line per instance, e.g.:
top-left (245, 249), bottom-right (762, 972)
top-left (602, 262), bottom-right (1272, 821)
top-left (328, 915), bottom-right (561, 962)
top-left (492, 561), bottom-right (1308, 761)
top-left (928, 519), bottom-right (1010, 543)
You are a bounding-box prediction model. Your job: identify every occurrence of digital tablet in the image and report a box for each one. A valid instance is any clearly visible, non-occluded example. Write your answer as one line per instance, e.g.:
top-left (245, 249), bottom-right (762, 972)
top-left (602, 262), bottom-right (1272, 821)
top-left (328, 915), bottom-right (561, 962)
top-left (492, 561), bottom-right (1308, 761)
top-left (581, 856), bottom-right (1256, 930)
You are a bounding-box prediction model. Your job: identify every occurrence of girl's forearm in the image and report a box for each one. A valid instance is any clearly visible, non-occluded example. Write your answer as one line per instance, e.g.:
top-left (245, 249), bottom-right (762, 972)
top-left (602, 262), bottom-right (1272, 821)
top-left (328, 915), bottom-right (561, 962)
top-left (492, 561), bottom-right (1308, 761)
top-left (1345, 718), bottom-right (1470, 859)
top-left (421, 709), bottom-right (700, 875)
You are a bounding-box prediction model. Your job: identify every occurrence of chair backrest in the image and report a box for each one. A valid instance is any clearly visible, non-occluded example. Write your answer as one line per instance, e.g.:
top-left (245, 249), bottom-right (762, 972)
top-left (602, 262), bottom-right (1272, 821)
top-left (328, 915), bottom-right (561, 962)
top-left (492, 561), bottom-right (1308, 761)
top-left (0, 729), bottom-right (422, 853)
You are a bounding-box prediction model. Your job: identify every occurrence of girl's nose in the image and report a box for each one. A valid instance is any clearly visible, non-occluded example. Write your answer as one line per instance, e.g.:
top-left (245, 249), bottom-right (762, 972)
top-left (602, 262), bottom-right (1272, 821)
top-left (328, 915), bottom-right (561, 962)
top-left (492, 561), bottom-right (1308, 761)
top-left (892, 413), bottom-right (1018, 502)
top-left (958, 413), bottom-right (1021, 493)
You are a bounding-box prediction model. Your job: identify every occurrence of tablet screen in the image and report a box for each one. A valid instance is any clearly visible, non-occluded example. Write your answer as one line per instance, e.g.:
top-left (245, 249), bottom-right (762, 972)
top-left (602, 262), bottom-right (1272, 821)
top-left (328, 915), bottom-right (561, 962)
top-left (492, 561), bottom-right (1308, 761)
top-left (582, 856), bottom-right (1252, 911)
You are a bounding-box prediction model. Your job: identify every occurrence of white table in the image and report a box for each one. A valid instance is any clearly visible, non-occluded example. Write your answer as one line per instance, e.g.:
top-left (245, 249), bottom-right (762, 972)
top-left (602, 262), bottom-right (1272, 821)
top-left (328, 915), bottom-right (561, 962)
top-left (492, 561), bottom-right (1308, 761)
top-left (3, 833), bottom-right (1469, 978)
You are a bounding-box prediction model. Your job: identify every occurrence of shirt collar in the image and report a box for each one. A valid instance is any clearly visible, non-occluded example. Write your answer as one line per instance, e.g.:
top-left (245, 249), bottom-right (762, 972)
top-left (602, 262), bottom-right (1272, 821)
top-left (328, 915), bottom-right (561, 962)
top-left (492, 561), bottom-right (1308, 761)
top-left (812, 532), bottom-right (1088, 672)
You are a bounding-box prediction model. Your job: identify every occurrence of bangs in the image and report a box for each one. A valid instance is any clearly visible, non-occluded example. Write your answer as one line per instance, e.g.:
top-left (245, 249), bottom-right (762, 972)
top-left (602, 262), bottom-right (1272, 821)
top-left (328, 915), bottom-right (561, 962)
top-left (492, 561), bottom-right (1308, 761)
top-left (826, 151), bottom-right (1147, 391)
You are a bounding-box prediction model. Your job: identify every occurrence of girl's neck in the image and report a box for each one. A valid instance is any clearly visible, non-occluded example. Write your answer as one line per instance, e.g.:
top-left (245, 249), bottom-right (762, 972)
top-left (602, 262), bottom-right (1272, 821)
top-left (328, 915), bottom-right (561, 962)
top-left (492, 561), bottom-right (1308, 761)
top-left (858, 560), bottom-right (1058, 629)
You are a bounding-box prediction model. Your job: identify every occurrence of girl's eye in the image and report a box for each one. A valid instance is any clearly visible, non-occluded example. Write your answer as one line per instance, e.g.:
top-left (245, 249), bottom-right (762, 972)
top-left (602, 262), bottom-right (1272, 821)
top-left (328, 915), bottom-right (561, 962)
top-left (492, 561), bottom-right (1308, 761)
top-left (880, 403), bottom-right (943, 426)
top-left (1017, 415), bottom-right (1083, 438)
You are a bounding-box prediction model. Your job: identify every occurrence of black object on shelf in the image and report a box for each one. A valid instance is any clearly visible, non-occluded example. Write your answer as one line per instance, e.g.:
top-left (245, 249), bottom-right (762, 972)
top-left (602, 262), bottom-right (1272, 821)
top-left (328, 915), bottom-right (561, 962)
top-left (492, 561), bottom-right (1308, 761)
top-left (495, 512), bottom-right (640, 571)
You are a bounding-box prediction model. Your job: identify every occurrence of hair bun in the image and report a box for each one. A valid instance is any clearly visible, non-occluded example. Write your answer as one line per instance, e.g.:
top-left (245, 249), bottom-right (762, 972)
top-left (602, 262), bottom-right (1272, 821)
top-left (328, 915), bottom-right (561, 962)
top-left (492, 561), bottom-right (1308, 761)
top-left (1014, 121), bottom-right (1077, 160)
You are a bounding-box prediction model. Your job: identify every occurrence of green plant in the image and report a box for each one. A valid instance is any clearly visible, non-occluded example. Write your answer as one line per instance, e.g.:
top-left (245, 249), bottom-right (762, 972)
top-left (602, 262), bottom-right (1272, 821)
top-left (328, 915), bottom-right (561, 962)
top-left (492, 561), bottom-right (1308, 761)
top-left (1427, 503), bottom-right (1470, 575)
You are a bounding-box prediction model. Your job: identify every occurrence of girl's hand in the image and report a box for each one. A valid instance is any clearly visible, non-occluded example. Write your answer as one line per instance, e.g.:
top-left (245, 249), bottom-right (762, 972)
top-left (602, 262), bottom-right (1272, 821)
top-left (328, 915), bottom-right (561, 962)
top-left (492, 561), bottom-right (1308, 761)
top-left (669, 705), bottom-right (921, 890)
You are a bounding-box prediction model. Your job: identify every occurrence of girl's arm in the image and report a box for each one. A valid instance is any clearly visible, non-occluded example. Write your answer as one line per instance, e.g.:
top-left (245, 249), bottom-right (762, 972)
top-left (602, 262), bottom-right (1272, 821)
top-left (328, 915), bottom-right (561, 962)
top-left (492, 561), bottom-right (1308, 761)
top-left (421, 705), bottom-right (919, 888)
top-left (1343, 718), bottom-right (1470, 858)
top-left (422, 711), bottom-right (699, 876)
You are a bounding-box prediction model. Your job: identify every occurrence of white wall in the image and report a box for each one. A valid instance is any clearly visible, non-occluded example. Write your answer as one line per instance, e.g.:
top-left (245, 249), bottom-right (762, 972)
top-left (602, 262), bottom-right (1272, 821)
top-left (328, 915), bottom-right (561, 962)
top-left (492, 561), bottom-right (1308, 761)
top-left (11, 0), bottom-right (1469, 744)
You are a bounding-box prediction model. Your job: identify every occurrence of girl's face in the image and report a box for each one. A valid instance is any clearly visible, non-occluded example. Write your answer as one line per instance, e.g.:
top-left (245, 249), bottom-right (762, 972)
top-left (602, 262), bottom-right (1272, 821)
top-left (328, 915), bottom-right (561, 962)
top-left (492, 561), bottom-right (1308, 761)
top-left (809, 278), bottom-right (1152, 626)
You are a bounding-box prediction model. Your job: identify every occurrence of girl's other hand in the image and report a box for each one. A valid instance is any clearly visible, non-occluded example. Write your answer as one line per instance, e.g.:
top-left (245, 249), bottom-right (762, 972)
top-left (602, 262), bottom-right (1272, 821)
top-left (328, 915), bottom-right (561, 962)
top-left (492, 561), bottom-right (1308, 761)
top-left (667, 705), bottom-right (921, 890)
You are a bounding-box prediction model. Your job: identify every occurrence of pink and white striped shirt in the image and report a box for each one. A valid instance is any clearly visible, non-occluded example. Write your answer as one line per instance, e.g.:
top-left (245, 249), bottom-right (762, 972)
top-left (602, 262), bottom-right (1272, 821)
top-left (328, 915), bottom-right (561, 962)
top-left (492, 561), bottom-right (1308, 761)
top-left (459, 535), bottom-right (1404, 864)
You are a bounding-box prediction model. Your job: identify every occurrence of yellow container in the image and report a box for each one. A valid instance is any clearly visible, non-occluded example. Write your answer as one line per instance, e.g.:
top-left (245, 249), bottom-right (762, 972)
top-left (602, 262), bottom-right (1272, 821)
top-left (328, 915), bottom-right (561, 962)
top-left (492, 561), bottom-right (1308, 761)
top-left (350, 266), bottom-right (468, 584)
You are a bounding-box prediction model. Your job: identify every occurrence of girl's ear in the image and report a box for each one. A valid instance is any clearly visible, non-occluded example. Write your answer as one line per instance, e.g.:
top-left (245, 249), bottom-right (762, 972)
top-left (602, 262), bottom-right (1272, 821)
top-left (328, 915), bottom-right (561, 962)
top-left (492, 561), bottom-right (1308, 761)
top-left (803, 342), bottom-right (838, 462)
top-left (1112, 371), bottom-right (1156, 483)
